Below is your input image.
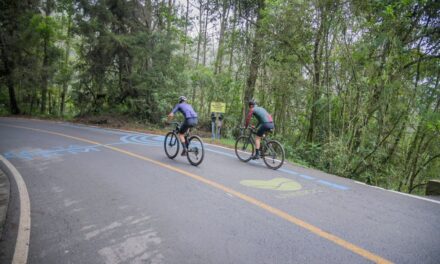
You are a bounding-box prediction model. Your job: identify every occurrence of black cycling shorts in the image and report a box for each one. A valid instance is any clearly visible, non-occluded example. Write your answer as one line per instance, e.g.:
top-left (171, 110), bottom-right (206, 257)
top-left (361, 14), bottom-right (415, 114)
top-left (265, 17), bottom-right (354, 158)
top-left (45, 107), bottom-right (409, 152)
top-left (179, 117), bottom-right (198, 134)
top-left (256, 122), bottom-right (274, 137)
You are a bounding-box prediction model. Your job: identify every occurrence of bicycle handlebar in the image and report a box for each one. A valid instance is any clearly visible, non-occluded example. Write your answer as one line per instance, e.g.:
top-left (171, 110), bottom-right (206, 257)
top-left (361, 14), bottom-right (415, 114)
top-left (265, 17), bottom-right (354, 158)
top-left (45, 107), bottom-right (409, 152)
top-left (240, 126), bottom-right (254, 130)
top-left (166, 121), bottom-right (181, 131)
top-left (168, 121), bottom-right (180, 125)
top-left (240, 126), bottom-right (257, 134)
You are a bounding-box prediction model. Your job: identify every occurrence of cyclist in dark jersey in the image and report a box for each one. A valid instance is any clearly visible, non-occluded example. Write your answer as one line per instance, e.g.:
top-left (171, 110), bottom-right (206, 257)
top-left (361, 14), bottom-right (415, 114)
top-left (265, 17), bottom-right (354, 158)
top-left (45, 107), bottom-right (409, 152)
top-left (245, 99), bottom-right (274, 159)
top-left (168, 96), bottom-right (198, 156)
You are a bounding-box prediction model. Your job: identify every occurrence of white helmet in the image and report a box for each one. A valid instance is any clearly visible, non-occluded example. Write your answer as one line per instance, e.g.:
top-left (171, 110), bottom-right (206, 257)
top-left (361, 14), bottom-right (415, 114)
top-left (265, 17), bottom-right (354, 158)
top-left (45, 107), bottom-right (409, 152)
top-left (178, 96), bottom-right (187, 103)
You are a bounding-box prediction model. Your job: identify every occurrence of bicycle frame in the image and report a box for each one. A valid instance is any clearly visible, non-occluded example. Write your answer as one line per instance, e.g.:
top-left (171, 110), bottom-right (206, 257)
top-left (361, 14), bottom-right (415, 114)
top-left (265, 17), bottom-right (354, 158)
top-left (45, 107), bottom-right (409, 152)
top-left (236, 127), bottom-right (284, 169)
top-left (241, 128), bottom-right (271, 156)
top-left (165, 121), bottom-right (205, 166)
top-left (170, 122), bottom-right (191, 143)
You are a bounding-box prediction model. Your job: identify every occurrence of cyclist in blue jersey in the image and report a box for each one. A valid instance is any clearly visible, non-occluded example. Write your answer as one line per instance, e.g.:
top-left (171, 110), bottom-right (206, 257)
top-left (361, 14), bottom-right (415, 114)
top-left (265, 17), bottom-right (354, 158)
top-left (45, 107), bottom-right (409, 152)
top-left (245, 99), bottom-right (274, 159)
top-left (168, 96), bottom-right (198, 156)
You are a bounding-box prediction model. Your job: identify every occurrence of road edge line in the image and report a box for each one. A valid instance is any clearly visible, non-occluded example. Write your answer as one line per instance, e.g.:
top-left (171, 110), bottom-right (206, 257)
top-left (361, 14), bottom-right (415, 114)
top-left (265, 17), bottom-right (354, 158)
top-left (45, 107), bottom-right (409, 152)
top-left (0, 155), bottom-right (30, 264)
top-left (353, 181), bottom-right (440, 205)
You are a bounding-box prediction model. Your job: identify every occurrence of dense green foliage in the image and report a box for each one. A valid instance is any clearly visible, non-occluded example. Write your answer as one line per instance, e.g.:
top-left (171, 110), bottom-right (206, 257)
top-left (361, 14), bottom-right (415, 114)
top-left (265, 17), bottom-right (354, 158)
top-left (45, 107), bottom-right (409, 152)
top-left (1, 0), bottom-right (439, 194)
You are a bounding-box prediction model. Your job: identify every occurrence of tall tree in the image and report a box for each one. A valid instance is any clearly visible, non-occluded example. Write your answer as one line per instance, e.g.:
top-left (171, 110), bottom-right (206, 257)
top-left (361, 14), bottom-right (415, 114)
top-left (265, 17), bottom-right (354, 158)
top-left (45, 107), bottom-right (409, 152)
top-left (59, 0), bottom-right (74, 116)
top-left (214, 0), bottom-right (230, 74)
top-left (243, 0), bottom-right (265, 109)
top-left (40, 0), bottom-right (56, 114)
top-left (0, 1), bottom-right (39, 114)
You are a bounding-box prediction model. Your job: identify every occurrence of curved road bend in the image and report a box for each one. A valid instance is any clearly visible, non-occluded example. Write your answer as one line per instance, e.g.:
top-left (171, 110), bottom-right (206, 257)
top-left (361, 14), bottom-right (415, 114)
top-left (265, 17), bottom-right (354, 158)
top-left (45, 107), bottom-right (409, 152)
top-left (0, 117), bottom-right (439, 264)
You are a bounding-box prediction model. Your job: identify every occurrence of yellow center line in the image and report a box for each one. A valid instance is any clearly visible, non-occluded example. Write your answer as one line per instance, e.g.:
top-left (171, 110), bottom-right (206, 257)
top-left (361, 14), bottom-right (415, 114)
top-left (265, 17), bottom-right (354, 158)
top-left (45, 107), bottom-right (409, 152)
top-left (2, 123), bottom-right (393, 264)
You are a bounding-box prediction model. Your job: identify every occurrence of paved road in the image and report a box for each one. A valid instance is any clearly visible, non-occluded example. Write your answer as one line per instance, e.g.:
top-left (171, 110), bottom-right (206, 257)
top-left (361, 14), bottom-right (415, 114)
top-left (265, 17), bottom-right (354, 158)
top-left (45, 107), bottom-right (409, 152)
top-left (0, 117), bottom-right (439, 264)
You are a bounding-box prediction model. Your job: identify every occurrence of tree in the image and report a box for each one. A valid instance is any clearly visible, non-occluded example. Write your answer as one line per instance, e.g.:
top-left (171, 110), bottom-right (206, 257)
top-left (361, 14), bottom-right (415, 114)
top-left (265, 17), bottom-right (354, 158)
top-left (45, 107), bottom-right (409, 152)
top-left (0, 0), bottom-right (40, 114)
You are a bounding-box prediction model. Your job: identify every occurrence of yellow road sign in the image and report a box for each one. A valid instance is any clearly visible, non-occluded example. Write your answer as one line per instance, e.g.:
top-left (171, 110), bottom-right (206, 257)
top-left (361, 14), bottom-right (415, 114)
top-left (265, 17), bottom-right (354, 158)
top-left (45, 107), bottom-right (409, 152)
top-left (210, 102), bottom-right (226, 113)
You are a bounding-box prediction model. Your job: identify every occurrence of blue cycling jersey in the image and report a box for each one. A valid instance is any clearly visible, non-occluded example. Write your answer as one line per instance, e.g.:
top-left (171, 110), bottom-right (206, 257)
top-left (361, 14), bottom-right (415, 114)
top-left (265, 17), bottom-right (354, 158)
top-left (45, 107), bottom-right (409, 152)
top-left (172, 103), bottom-right (198, 119)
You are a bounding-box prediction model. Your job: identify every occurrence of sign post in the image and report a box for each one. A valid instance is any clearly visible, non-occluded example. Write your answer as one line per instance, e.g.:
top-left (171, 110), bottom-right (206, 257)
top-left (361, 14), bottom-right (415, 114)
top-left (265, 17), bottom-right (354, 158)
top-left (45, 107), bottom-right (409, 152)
top-left (210, 102), bottom-right (226, 140)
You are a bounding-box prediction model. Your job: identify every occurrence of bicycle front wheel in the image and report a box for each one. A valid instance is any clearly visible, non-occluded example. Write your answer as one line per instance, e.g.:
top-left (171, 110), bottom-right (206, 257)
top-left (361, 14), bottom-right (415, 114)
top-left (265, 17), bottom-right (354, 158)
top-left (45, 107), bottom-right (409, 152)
top-left (164, 132), bottom-right (179, 159)
top-left (235, 136), bottom-right (254, 162)
top-left (262, 140), bottom-right (285, 170)
top-left (187, 135), bottom-right (204, 166)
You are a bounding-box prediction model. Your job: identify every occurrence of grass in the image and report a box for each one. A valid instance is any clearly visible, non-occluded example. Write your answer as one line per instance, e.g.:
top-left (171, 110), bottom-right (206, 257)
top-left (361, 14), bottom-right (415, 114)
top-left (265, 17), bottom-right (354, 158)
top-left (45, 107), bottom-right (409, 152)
top-left (203, 137), bottom-right (236, 148)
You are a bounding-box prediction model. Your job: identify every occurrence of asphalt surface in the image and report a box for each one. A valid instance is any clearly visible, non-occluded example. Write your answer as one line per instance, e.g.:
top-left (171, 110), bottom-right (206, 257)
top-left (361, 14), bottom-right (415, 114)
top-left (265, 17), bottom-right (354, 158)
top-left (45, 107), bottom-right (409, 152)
top-left (0, 168), bottom-right (9, 241)
top-left (0, 117), bottom-right (439, 264)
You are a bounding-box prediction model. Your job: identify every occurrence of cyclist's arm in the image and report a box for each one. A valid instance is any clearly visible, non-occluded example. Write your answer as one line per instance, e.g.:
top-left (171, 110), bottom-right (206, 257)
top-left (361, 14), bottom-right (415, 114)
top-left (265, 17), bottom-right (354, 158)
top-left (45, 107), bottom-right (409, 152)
top-left (168, 104), bottom-right (181, 119)
top-left (244, 108), bottom-right (254, 128)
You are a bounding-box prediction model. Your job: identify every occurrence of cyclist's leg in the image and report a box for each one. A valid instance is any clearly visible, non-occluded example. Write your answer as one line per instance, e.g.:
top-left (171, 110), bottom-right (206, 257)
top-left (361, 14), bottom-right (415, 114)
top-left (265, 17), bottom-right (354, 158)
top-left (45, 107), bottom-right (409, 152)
top-left (253, 123), bottom-right (273, 159)
top-left (179, 118), bottom-right (198, 155)
top-left (179, 121), bottom-right (189, 155)
top-left (255, 136), bottom-right (262, 151)
top-left (260, 123), bottom-right (274, 154)
top-left (251, 125), bottom-right (264, 159)
top-left (185, 118), bottom-right (198, 149)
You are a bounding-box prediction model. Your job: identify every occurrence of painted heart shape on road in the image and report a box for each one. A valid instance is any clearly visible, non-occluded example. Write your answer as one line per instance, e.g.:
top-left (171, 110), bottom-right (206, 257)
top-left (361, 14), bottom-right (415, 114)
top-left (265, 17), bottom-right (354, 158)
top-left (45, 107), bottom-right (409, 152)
top-left (240, 178), bottom-right (302, 191)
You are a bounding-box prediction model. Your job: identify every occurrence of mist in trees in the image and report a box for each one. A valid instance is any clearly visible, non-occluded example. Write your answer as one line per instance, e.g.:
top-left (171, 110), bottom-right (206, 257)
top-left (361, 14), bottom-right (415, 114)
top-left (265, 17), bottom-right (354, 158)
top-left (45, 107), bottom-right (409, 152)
top-left (1, 0), bottom-right (439, 194)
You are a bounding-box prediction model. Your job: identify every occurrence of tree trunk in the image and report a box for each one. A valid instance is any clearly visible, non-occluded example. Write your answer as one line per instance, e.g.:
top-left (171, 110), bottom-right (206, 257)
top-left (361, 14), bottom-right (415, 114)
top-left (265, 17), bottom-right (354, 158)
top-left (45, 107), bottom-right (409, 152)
top-left (306, 8), bottom-right (325, 143)
top-left (228, 4), bottom-right (237, 73)
top-left (202, 7), bottom-right (209, 66)
top-left (183, 0), bottom-right (189, 54)
top-left (60, 10), bottom-right (72, 116)
top-left (167, 0), bottom-right (173, 33)
top-left (40, 2), bottom-right (52, 114)
top-left (214, 0), bottom-right (229, 74)
top-left (6, 69), bottom-right (20, 114)
top-left (243, 0), bottom-right (265, 105)
top-left (48, 90), bottom-right (52, 114)
top-left (196, 0), bottom-right (203, 66)
top-left (1, 44), bottom-right (20, 114)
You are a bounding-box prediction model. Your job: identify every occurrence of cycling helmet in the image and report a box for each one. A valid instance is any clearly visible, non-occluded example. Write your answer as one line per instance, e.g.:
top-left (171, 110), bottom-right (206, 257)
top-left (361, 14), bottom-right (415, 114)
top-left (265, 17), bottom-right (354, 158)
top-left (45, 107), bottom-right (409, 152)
top-left (248, 99), bottom-right (256, 106)
top-left (179, 96), bottom-right (187, 103)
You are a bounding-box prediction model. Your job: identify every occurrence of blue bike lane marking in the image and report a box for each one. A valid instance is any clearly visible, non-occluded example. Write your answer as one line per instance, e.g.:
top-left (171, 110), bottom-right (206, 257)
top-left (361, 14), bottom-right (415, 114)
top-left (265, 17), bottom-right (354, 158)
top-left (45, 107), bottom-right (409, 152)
top-left (3, 142), bottom-right (127, 161)
top-left (26, 123), bottom-right (350, 191)
top-left (120, 134), bottom-right (162, 146)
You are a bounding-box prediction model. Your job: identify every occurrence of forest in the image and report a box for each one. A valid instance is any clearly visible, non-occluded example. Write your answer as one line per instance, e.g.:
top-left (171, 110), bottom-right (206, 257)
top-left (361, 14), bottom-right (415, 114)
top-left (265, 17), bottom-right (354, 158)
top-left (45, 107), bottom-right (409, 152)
top-left (1, 0), bottom-right (439, 194)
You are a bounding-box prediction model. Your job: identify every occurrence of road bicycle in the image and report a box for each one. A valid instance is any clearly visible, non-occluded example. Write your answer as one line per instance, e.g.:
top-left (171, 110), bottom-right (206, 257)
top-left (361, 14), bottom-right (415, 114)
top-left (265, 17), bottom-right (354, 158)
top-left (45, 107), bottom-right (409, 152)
top-left (164, 122), bottom-right (205, 166)
top-left (235, 127), bottom-right (285, 170)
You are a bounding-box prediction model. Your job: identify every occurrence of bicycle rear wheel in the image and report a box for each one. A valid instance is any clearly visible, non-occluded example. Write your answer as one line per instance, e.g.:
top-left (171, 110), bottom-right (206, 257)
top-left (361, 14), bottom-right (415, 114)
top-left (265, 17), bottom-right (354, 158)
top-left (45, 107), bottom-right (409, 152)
top-left (187, 135), bottom-right (204, 166)
top-left (262, 140), bottom-right (285, 170)
top-left (164, 132), bottom-right (179, 159)
top-left (235, 136), bottom-right (254, 162)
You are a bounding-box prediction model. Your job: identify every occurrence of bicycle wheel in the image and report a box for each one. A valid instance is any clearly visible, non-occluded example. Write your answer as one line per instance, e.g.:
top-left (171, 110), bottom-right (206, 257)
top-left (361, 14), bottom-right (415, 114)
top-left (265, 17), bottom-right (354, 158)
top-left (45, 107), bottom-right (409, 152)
top-left (235, 136), bottom-right (254, 162)
top-left (164, 132), bottom-right (179, 159)
top-left (262, 140), bottom-right (285, 170)
top-left (187, 135), bottom-right (204, 166)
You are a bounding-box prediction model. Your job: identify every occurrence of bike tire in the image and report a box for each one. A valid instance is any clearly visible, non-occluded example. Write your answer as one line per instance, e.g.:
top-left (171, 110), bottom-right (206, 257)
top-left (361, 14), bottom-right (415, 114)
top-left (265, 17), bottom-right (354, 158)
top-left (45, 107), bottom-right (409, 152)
top-left (164, 132), bottom-right (180, 159)
top-left (235, 136), bottom-right (254, 162)
top-left (262, 140), bottom-right (285, 170)
top-left (187, 135), bottom-right (204, 166)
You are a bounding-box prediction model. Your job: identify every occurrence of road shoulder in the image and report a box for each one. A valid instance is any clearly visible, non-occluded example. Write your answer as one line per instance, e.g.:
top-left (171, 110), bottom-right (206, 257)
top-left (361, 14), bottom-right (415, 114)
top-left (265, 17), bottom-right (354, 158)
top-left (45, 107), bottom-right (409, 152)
top-left (0, 166), bottom-right (10, 241)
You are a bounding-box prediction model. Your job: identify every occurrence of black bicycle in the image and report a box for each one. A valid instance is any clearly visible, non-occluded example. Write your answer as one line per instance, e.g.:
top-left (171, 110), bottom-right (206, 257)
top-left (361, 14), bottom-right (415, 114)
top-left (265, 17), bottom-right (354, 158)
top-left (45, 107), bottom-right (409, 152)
top-left (164, 122), bottom-right (205, 166)
top-left (235, 127), bottom-right (285, 170)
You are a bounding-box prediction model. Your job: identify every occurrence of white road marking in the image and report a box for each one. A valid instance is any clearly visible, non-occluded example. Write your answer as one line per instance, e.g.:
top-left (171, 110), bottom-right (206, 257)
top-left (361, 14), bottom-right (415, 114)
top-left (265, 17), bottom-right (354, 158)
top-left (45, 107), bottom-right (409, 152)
top-left (0, 155), bottom-right (31, 264)
top-left (354, 181), bottom-right (440, 205)
top-left (388, 190), bottom-right (440, 205)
